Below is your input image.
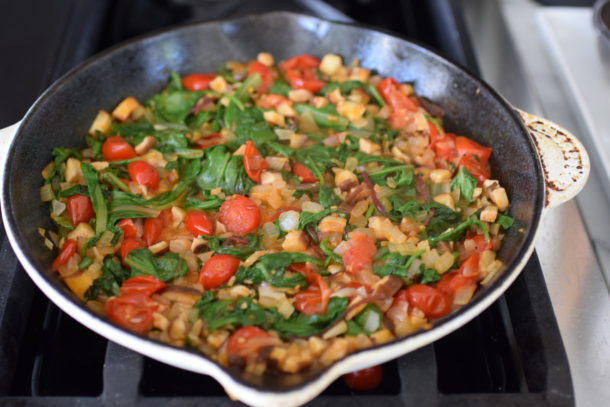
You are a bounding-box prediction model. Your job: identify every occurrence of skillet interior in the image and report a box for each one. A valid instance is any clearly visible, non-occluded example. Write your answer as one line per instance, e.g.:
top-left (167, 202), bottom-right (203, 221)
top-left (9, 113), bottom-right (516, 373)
top-left (4, 12), bottom-right (544, 391)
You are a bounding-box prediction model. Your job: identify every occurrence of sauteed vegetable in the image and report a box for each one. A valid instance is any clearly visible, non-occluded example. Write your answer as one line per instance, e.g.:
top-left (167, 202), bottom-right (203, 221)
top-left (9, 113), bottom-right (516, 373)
top-left (40, 52), bottom-right (513, 374)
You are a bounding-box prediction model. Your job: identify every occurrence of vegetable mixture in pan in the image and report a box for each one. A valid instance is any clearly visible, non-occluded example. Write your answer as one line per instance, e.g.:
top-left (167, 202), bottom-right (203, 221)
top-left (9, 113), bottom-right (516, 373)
top-left (40, 52), bottom-right (513, 374)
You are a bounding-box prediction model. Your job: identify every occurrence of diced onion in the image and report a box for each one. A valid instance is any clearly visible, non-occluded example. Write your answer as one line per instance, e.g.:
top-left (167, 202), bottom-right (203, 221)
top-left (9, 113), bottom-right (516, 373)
top-left (363, 310), bottom-right (381, 333)
top-left (40, 184), bottom-right (54, 202)
top-left (51, 200), bottom-right (66, 216)
top-left (274, 128), bottom-right (294, 140)
top-left (333, 240), bottom-right (350, 256)
top-left (301, 201), bottom-right (324, 213)
top-left (261, 222), bottom-right (280, 240)
top-left (279, 211), bottom-right (300, 232)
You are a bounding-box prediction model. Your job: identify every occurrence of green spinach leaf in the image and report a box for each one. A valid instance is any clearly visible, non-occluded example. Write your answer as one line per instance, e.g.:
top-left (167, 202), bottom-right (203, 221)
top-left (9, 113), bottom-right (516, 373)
top-left (125, 249), bottom-right (188, 282)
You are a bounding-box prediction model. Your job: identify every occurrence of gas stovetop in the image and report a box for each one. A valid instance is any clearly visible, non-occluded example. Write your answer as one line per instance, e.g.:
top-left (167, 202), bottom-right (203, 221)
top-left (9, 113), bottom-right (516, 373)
top-left (0, 0), bottom-right (574, 405)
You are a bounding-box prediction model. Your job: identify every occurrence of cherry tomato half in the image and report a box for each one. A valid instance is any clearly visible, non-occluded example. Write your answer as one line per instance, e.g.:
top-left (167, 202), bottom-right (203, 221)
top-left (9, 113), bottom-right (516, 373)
top-left (143, 217), bottom-right (162, 247)
top-left (127, 160), bottom-right (160, 189)
top-left (459, 154), bottom-right (491, 183)
top-left (185, 210), bottom-right (214, 237)
top-left (218, 194), bottom-right (261, 235)
top-left (281, 54), bottom-right (326, 93)
top-left (403, 284), bottom-right (452, 319)
top-left (182, 73), bottom-right (216, 91)
top-left (343, 365), bottom-right (383, 391)
top-left (116, 218), bottom-right (138, 239)
top-left (455, 136), bottom-right (492, 163)
top-left (226, 326), bottom-right (274, 358)
top-left (247, 61), bottom-right (274, 93)
top-left (102, 135), bottom-right (136, 162)
top-left (52, 239), bottom-right (77, 270)
top-left (292, 162), bottom-right (317, 183)
top-left (67, 194), bottom-right (95, 226)
top-left (198, 254), bottom-right (241, 289)
top-left (377, 77), bottom-right (418, 129)
top-left (106, 293), bottom-right (157, 334)
top-left (120, 238), bottom-right (146, 260)
top-left (342, 231), bottom-right (377, 273)
top-left (243, 141), bottom-right (269, 183)
top-left (120, 275), bottom-right (166, 296)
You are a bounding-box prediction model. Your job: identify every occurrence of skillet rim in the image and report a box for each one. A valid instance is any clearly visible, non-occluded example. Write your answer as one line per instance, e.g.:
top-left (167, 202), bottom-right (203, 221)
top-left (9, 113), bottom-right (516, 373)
top-left (1, 10), bottom-right (545, 396)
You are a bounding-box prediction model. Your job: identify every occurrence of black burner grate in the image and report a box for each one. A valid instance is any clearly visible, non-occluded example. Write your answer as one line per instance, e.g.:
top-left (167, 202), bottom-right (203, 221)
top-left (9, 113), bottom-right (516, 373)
top-left (0, 0), bottom-right (574, 405)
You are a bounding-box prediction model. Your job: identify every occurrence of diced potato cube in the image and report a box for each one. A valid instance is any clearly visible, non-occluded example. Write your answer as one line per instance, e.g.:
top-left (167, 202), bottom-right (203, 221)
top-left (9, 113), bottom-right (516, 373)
top-left (349, 67), bottom-right (371, 83)
top-left (64, 272), bottom-right (95, 299)
top-left (480, 205), bottom-right (499, 223)
top-left (289, 133), bottom-right (308, 149)
top-left (312, 96), bottom-right (329, 109)
top-left (282, 231), bottom-right (309, 252)
top-left (322, 320), bottom-right (347, 339)
top-left (135, 136), bottom-right (156, 155)
top-left (332, 168), bottom-right (358, 189)
top-left (359, 138), bottom-right (381, 154)
top-left (319, 54), bottom-right (343, 76)
top-left (434, 193), bottom-right (455, 211)
top-left (327, 88), bottom-right (344, 104)
top-left (88, 110), bottom-right (112, 136)
top-left (209, 76), bottom-right (228, 93)
top-left (434, 251), bottom-right (455, 274)
top-left (369, 216), bottom-right (407, 244)
top-left (65, 158), bottom-right (84, 184)
top-left (490, 188), bottom-right (509, 211)
top-left (257, 52), bottom-right (274, 67)
top-left (277, 102), bottom-right (296, 117)
top-left (263, 111), bottom-right (286, 127)
top-left (149, 241), bottom-right (169, 255)
top-left (336, 100), bottom-right (366, 122)
top-left (430, 169), bottom-right (451, 183)
top-left (91, 161), bottom-right (109, 171)
top-left (112, 97), bottom-right (140, 122)
top-left (67, 223), bottom-right (95, 241)
top-left (318, 216), bottom-right (347, 234)
top-left (288, 89), bottom-right (313, 103)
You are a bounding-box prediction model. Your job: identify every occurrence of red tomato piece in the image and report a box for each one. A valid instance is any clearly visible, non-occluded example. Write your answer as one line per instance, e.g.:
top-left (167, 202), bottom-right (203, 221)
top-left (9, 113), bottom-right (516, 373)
top-left (66, 194), bottom-right (95, 226)
top-left (292, 162), bottom-right (317, 183)
top-left (247, 61), bottom-right (273, 93)
top-left (198, 254), bottom-right (241, 289)
top-left (404, 284), bottom-right (452, 319)
top-left (120, 275), bottom-right (166, 296)
top-left (342, 231), bottom-right (377, 273)
top-left (343, 365), bottom-right (383, 391)
top-left (143, 217), bottom-right (162, 247)
top-left (127, 160), bottom-right (160, 189)
top-left (456, 252), bottom-right (481, 277)
top-left (226, 326), bottom-right (275, 358)
top-left (105, 293), bottom-right (157, 334)
top-left (116, 219), bottom-right (138, 239)
top-left (182, 73), bottom-right (216, 91)
top-left (120, 238), bottom-right (146, 260)
top-left (158, 209), bottom-right (173, 228)
top-left (281, 54), bottom-right (326, 93)
top-left (437, 272), bottom-right (478, 299)
top-left (455, 136), bottom-right (492, 163)
top-left (193, 134), bottom-right (223, 150)
top-left (257, 94), bottom-right (289, 109)
top-left (218, 194), bottom-right (261, 235)
top-left (52, 239), bottom-right (77, 270)
top-left (102, 135), bottom-right (136, 161)
top-left (469, 234), bottom-right (494, 253)
top-left (243, 141), bottom-right (269, 183)
top-left (433, 132), bottom-right (457, 162)
top-left (185, 210), bottom-right (214, 237)
top-left (377, 77), bottom-right (418, 129)
top-left (459, 154), bottom-right (491, 183)
top-left (293, 265), bottom-right (331, 315)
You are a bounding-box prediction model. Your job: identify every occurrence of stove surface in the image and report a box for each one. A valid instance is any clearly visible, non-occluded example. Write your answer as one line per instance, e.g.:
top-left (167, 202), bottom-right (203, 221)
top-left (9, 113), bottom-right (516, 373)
top-left (0, 0), bottom-right (574, 405)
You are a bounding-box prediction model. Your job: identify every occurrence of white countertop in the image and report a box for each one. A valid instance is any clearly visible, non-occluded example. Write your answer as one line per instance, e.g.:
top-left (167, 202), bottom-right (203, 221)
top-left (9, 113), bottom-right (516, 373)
top-left (462, 1), bottom-right (610, 406)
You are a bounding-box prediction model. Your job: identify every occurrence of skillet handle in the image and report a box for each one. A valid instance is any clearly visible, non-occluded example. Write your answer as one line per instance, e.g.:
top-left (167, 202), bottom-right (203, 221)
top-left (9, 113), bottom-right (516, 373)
top-left (0, 121), bottom-right (21, 165)
top-left (515, 109), bottom-right (589, 210)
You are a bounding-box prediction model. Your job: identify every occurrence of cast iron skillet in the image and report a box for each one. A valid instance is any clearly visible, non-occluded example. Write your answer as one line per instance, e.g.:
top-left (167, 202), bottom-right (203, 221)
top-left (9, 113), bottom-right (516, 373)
top-left (0, 12), bottom-right (588, 406)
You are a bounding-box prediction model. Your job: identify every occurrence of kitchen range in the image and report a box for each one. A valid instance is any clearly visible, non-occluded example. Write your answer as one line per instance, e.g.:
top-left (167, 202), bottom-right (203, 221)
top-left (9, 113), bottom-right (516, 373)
top-left (0, 0), bottom-right (606, 406)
